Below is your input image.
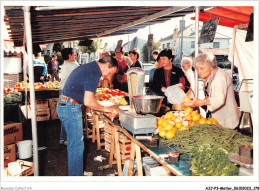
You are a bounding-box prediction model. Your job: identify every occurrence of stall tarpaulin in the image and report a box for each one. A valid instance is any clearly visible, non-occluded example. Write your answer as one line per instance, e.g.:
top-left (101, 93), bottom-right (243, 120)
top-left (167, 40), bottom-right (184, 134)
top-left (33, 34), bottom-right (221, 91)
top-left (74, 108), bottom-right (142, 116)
top-left (228, 27), bottom-right (253, 91)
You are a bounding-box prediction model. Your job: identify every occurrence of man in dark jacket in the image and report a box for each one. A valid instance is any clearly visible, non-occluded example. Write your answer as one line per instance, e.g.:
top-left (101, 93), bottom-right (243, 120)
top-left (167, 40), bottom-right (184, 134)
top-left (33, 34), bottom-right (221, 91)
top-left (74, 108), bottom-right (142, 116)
top-left (47, 54), bottom-right (59, 82)
top-left (151, 48), bottom-right (190, 107)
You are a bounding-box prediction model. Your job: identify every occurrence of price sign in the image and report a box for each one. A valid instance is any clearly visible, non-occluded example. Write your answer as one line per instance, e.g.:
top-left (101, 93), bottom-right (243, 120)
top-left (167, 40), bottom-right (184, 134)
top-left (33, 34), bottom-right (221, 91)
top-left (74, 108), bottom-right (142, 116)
top-left (199, 18), bottom-right (219, 44)
top-left (245, 13), bottom-right (253, 42)
top-left (147, 34), bottom-right (153, 50)
top-left (131, 37), bottom-right (137, 50)
top-left (172, 28), bottom-right (178, 56)
top-left (115, 40), bottom-right (123, 52)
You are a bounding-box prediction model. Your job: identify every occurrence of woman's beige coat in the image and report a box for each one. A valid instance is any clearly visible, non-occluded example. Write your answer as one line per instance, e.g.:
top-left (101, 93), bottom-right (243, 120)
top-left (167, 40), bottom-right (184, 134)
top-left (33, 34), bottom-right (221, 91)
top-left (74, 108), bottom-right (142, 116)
top-left (207, 68), bottom-right (240, 129)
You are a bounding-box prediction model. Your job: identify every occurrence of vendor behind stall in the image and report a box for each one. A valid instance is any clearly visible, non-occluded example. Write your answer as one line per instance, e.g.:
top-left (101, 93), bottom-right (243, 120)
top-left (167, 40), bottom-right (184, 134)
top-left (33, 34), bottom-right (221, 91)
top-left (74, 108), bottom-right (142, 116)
top-left (150, 48), bottom-right (190, 107)
top-left (113, 47), bottom-right (132, 92)
top-left (183, 52), bottom-right (240, 129)
top-left (56, 55), bottom-right (118, 176)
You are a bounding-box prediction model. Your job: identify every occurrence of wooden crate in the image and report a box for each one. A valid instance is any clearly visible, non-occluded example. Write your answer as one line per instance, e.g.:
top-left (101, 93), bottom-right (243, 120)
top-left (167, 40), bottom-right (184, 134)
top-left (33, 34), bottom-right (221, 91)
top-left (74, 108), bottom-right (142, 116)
top-left (104, 123), bottom-right (113, 134)
top-left (4, 160), bottom-right (34, 177)
top-left (35, 99), bottom-right (48, 109)
top-left (36, 108), bottom-right (50, 121)
top-left (50, 108), bottom-right (59, 120)
top-left (104, 132), bottom-right (112, 143)
top-left (119, 132), bottom-right (131, 144)
top-left (119, 142), bottom-right (132, 154)
top-left (48, 98), bottom-right (59, 109)
top-left (105, 141), bottom-right (111, 152)
top-left (114, 152), bottom-right (130, 160)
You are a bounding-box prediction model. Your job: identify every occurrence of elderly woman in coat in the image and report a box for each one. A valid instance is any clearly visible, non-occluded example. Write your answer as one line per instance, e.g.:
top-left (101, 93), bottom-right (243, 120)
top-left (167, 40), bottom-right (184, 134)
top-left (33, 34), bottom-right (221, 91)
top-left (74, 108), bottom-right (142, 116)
top-left (183, 52), bottom-right (240, 129)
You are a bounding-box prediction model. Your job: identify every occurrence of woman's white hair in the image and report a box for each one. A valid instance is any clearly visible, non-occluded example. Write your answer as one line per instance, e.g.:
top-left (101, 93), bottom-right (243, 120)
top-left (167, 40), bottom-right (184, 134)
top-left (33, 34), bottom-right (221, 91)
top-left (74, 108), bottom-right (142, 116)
top-left (181, 57), bottom-right (192, 66)
top-left (192, 52), bottom-right (217, 69)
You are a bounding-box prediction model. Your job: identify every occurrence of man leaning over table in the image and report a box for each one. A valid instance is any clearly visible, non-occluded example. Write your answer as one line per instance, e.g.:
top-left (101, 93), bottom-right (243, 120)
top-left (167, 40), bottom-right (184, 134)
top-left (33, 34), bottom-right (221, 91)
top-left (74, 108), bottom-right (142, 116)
top-left (56, 55), bottom-right (118, 176)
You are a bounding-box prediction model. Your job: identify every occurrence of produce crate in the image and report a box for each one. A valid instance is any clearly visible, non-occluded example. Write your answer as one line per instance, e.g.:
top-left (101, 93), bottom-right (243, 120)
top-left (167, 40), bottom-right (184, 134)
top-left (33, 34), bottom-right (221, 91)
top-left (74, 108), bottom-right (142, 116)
top-left (104, 123), bottom-right (113, 134)
top-left (48, 98), bottom-right (59, 109)
top-left (105, 141), bottom-right (112, 152)
top-left (50, 108), bottom-right (59, 120)
top-left (119, 132), bottom-right (131, 144)
top-left (35, 99), bottom-right (48, 109)
top-left (114, 152), bottom-right (130, 160)
top-left (104, 132), bottom-right (112, 143)
top-left (36, 108), bottom-right (50, 121)
top-left (119, 142), bottom-right (132, 154)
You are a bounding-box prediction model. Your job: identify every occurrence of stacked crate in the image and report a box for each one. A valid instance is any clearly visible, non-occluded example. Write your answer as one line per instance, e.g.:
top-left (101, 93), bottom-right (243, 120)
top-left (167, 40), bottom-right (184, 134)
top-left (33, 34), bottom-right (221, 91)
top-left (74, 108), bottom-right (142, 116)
top-left (35, 99), bottom-right (50, 121)
top-left (48, 98), bottom-right (59, 120)
top-left (115, 132), bottom-right (131, 160)
top-left (104, 122), bottom-right (113, 152)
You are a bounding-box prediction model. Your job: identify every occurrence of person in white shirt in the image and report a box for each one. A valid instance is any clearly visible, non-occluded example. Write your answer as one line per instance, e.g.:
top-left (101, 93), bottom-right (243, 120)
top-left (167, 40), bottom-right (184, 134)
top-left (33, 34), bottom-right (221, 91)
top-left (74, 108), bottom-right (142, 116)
top-left (181, 57), bottom-right (195, 95)
top-left (59, 48), bottom-right (79, 145)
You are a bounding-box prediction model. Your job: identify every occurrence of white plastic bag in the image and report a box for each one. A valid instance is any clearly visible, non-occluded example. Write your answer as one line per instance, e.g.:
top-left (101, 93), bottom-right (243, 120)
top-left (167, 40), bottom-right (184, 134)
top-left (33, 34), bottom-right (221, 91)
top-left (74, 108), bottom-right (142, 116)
top-left (164, 83), bottom-right (186, 104)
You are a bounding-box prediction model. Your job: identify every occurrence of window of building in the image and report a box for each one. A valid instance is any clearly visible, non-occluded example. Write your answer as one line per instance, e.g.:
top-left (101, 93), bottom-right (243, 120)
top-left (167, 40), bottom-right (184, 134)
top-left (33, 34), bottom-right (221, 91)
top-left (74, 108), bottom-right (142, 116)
top-left (191, 41), bottom-right (195, 48)
top-left (213, 42), bottom-right (220, 48)
top-left (167, 43), bottom-right (170, 48)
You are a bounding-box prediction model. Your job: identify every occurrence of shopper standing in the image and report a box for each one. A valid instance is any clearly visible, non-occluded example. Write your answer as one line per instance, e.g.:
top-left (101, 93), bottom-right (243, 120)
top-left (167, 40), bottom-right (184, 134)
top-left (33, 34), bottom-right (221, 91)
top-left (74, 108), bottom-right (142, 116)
top-left (59, 48), bottom-right (79, 145)
top-left (47, 54), bottom-right (60, 82)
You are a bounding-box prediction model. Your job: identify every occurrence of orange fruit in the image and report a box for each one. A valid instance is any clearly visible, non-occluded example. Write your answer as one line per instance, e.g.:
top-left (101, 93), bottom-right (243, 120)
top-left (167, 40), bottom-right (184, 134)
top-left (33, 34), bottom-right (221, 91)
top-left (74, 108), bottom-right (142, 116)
top-left (159, 130), bottom-right (166, 137)
top-left (208, 118), bottom-right (218, 124)
top-left (162, 120), bottom-right (169, 127)
top-left (190, 122), bottom-right (196, 126)
top-left (185, 115), bottom-right (192, 120)
top-left (191, 111), bottom-right (197, 116)
top-left (171, 115), bottom-right (177, 121)
top-left (198, 118), bottom-right (207, 124)
top-left (164, 123), bottom-right (174, 131)
top-left (184, 107), bottom-right (193, 113)
top-left (183, 97), bottom-right (191, 102)
top-left (165, 130), bottom-right (176, 140)
top-left (165, 112), bottom-right (174, 120)
top-left (180, 125), bottom-right (189, 131)
top-left (192, 114), bottom-right (201, 122)
top-left (175, 122), bottom-right (183, 129)
top-left (157, 118), bottom-right (163, 126)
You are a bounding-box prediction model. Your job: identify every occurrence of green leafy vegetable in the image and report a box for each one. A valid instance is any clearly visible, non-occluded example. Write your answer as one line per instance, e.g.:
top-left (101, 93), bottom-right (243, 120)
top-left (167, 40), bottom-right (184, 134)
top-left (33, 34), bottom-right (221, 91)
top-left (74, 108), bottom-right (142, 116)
top-left (189, 144), bottom-right (239, 176)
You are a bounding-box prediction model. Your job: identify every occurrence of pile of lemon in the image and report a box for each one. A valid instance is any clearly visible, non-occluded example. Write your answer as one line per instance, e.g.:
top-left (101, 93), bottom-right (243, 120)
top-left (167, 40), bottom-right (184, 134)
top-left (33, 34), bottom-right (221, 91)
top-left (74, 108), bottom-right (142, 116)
top-left (156, 107), bottom-right (219, 140)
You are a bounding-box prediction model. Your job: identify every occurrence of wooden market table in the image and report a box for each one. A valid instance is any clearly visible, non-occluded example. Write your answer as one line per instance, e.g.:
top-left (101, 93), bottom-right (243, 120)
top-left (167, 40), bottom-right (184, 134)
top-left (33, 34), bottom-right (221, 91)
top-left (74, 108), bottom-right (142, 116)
top-left (96, 112), bottom-right (191, 176)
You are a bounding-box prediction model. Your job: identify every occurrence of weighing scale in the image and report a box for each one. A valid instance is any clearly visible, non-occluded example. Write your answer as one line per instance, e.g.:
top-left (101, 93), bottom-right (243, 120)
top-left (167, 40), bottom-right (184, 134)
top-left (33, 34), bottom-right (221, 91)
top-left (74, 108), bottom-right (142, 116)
top-left (119, 68), bottom-right (159, 135)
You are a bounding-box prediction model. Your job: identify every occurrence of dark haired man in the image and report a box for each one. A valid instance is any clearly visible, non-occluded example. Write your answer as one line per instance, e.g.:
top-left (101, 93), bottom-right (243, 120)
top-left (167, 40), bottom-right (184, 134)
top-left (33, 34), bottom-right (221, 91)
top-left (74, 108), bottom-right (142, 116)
top-left (47, 54), bottom-right (59, 82)
top-left (56, 55), bottom-right (118, 176)
top-left (151, 48), bottom-right (190, 106)
top-left (59, 48), bottom-right (79, 145)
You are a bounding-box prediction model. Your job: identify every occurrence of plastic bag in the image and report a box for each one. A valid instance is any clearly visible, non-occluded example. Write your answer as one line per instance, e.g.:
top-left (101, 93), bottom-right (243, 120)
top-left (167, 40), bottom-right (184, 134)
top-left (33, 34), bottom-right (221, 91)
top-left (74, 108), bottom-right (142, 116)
top-left (164, 83), bottom-right (186, 104)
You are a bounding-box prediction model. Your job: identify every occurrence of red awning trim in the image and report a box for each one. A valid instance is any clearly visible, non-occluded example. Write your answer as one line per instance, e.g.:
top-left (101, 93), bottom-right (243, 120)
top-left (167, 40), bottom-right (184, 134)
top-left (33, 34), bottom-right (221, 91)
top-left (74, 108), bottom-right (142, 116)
top-left (191, 6), bottom-right (254, 29)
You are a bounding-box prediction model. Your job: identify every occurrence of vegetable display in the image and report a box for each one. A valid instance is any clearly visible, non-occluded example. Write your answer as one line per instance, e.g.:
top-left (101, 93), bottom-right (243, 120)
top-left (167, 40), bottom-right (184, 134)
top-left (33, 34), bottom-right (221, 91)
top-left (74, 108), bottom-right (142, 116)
top-left (4, 92), bottom-right (22, 104)
top-left (189, 144), bottom-right (239, 176)
top-left (161, 124), bottom-right (252, 155)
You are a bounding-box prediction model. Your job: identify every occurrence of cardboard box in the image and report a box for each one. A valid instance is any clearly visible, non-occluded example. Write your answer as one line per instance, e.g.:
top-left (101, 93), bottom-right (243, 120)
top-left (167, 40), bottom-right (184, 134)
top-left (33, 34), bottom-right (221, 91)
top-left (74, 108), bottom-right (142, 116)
top-left (50, 108), bottom-right (59, 120)
top-left (4, 143), bottom-right (16, 162)
top-left (4, 123), bottom-right (23, 145)
top-left (48, 98), bottom-right (59, 109)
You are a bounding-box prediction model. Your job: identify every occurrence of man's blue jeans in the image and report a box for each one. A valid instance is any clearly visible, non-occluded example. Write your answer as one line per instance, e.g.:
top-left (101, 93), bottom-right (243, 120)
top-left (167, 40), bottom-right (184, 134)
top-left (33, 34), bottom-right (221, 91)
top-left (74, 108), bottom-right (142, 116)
top-left (56, 99), bottom-right (84, 176)
top-left (59, 90), bottom-right (67, 141)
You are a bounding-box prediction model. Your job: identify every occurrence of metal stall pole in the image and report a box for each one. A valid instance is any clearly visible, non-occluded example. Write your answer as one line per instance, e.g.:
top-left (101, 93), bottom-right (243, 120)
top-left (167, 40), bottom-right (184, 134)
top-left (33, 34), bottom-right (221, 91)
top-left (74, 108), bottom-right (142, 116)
top-left (194, 6), bottom-right (200, 98)
top-left (23, 6), bottom-right (39, 176)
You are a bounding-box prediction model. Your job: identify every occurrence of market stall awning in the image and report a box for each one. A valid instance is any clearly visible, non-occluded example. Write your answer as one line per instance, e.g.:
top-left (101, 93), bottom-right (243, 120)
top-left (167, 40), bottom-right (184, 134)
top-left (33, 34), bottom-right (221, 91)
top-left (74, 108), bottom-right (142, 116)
top-left (191, 6), bottom-right (253, 29)
top-left (4, 6), bottom-right (210, 46)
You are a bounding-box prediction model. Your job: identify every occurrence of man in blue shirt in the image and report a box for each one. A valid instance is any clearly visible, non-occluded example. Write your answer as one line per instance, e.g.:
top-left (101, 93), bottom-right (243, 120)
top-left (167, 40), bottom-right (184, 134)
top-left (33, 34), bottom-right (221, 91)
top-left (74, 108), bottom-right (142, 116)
top-left (56, 55), bottom-right (118, 176)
